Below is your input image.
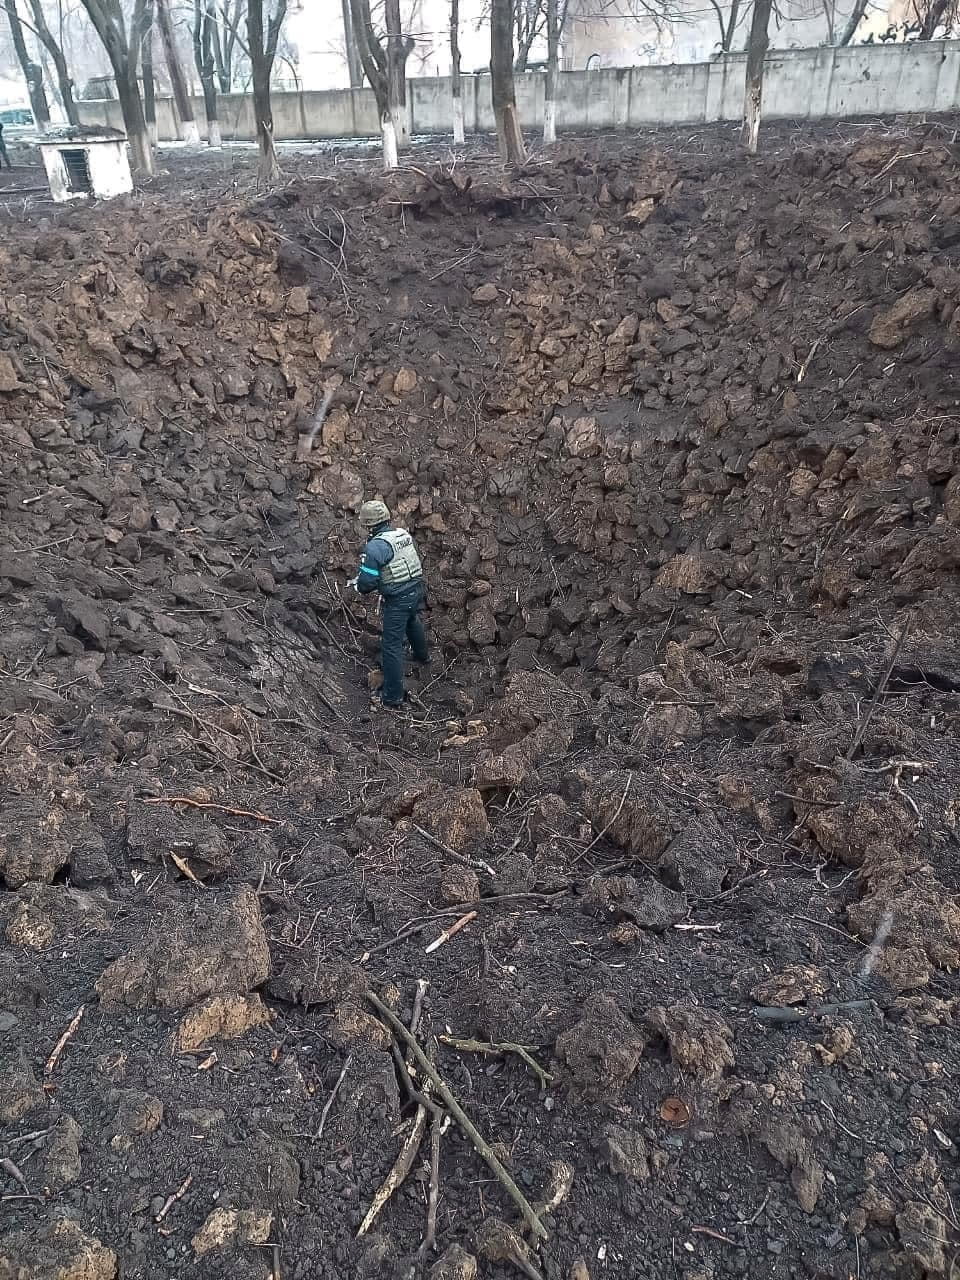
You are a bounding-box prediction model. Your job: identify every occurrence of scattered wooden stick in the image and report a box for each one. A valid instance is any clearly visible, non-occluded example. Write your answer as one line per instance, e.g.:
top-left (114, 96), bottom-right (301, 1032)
top-left (272, 1243), bottom-right (281, 1280)
top-left (154, 1173), bottom-right (193, 1223)
top-left (425, 910), bottom-right (478, 954)
top-left (0, 1158), bottom-right (30, 1195)
top-left (412, 824), bottom-right (496, 876)
top-left (692, 1225), bottom-right (737, 1245)
top-left (418, 1113), bottom-right (445, 1258)
top-left (44, 1005), bottom-right (85, 1080)
top-left (845, 617), bottom-right (911, 761)
top-left (752, 999), bottom-right (876, 1024)
top-left (357, 912), bottom-right (463, 964)
top-left (358, 984), bottom-right (432, 1238)
top-left (365, 992), bottom-right (548, 1241)
top-left (143, 796), bottom-right (280, 824)
top-left (439, 1035), bottom-right (553, 1089)
top-left (315, 1053), bottom-right (353, 1141)
top-left (169, 852), bottom-right (205, 885)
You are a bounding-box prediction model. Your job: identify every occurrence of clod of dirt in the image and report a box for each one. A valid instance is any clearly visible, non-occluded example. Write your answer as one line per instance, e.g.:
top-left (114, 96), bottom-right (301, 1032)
top-left (800, 793), bottom-right (914, 867)
top-left (411, 785), bottom-right (490, 853)
top-left (95, 885), bottom-right (270, 1010)
top-left (1, 1049), bottom-right (45, 1123)
top-left (642, 1004), bottom-right (735, 1079)
top-left (266, 957), bottom-right (366, 1008)
top-left (571, 770), bottom-right (671, 862)
top-left (750, 965), bottom-right (828, 1007)
top-left (105, 1090), bottom-right (163, 1152)
top-left (191, 1208), bottom-right (273, 1257)
top-left (429, 1244), bottom-right (478, 1280)
top-left (43, 1116), bottom-right (83, 1192)
top-left (475, 1217), bottom-right (541, 1280)
top-left (0, 806), bottom-right (72, 889)
top-left (582, 874), bottom-right (686, 931)
top-left (868, 287), bottom-right (936, 348)
top-left (440, 865), bottom-right (480, 903)
top-left (601, 1123), bottom-right (655, 1182)
top-left (0, 1217), bottom-right (118, 1280)
top-left (127, 798), bottom-right (232, 875)
top-left (554, 993), bottom-right (647, 1095)
top-left (847, 851), bottom-right (960, 990)
top-left (473, 721), bottom-right (572, 791)
top-left (2, 885), bottom-right (111, 950)
top-left (327, 1001), bottom-right (392, 1051)
top-left (173, 993), bottom-right (271, 1052)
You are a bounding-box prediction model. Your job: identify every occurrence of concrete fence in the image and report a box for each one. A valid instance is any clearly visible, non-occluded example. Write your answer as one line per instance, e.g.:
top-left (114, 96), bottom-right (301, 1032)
top-left (76, 41), bottom-right (960, 143)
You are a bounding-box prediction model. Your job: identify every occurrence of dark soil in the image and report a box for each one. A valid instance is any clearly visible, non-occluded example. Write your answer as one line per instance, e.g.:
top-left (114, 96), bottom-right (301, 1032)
top-left (1, 117), bottom-right (960, 1280)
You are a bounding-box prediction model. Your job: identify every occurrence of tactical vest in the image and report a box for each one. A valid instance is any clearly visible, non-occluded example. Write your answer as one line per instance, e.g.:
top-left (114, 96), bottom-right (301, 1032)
top-left (377, 528), bottom-right (423, 588)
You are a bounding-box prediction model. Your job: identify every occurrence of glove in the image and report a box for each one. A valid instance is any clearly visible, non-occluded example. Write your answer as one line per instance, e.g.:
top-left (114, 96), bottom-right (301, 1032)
top-left (346, 576), bottom-right (359, 591)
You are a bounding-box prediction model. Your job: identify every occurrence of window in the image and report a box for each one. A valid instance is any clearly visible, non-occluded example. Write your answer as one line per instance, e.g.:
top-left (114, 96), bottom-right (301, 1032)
top-left (61, 147), bottom-right (92, 194)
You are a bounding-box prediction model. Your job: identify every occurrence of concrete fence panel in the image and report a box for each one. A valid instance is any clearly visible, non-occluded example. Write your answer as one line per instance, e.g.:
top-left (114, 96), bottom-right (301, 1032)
top-left (75, 41), bottom-right (960, 146)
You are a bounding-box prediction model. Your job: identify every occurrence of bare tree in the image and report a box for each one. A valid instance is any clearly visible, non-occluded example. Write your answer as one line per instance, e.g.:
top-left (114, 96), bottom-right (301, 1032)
top-left (838, 0), bottom-right (868, 42)
top-left (450, 0), bottom-right (464, 142)
top-left (544, 0), bottom-right (572, 142)
top-left (79, 0), bottom-right (154, 172)
top-left (24, 0), bottom-right (79, 124)
top-left (340, 0), bottom-right (362, 86)
top-left (491, 0), bottom-right (525, 163)
top-left (140, 2), bottom-right (157, 146)
top-left (741, 0), bottom-right (771, 154)
top-left (246, 0), bottom-right (286, 180)
top-left (193, 0), bottom-right (221, 144)
top-left (156, 0), bottom-right (199, 142)
top-left (3, 0), bottom-right (51, 130)
top-left (916, 0), bottom-right (957, 37)
top-left (514, 0), bottom-right (546, 70)
top-left (349, 0), bottom-right (410, 168)
top-left (707, 0), bottom-right (742, 49)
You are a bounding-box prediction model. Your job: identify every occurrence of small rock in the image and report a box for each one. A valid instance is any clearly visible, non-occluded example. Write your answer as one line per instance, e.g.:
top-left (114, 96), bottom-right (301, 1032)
top-left (472, 283), bottom-right (499, 304)
top-left (173, 993), bottom-right (271, 1052)
top-left (393, 367), bottom-right (418, 394)
top-left (192, 1207), bottom-right (272, 1257)
top-left (430, 1244), bottom-right (477, 1280)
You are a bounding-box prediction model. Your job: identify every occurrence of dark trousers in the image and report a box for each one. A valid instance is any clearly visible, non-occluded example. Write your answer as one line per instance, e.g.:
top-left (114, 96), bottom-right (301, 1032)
top-left (381, 581), bottom-right (428, 704)
top-left (0, 138), bottom-right (9, 169)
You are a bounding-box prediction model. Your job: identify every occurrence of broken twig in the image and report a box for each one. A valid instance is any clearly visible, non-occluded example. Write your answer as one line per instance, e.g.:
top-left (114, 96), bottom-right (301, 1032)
top-left (845, 617), bottom-right (911, 761)
top-left (143, 796), bottom-right (280, 824)
top-left (439, 1035), bottom-right (553, 1089)
top-left (752, 998), bottom-right (875, 1024)
top-left (425, 910), bottom-right (478, 954)
top-left (365, 992), bottom-right (548, 1240)
top-left (315, 1053), bottom-right (353, 1141)
top-left (44, 1005), bottom-right (85, 1080)
top-left (154, 1173), bottom-right (193, 1223)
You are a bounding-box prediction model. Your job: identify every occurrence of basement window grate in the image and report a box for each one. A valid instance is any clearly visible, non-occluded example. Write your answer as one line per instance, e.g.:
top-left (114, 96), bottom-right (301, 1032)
top-left (61, 147), bottom-right (92, 194)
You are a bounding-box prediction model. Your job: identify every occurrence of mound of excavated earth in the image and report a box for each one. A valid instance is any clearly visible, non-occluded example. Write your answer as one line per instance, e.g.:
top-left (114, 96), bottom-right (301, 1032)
top-left (1, 121), bottom-right (959, 1280)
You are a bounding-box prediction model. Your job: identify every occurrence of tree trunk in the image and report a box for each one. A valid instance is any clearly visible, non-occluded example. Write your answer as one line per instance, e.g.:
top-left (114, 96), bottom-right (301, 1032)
top-left (543, 0), bottom-right (559, 143)
top-left (141, 19), bottom-right (157, 147)
top-left (384, 0), bottom-right (408, 148)
top-left (723, 0), bottom-right (741, 48)
top-left (78, 0), bottom-right (154, 173)
top-left (116, 54), bottom-right (153, 172)
top-left (247, 0), bottom-right (287, 182)
top-left (5, 0), bottom-right (51, 130)
top-left (491, 0), bottom-right (525, 164)
top-left (193, 0), bottom-right (221, 146)
top-left (741, 0), bottom-right (771, 154)
top-left (157, 0), bottom-right (199, 143)
top-left (918, 0), bottom-right (951, 37)
top-left (450, 0), bottom-right (464, 143)
top-left (341, 0), bottom-right (362, 87)
top-left (25, 0), bottom-right (79, 124)
top-left (838, 0), bottom-right (867, 43)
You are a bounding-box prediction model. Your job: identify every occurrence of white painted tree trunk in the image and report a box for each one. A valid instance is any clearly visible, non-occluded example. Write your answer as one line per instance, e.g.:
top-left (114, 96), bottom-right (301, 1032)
top-left (182, 120), bottom-right (201, 146)
top-left (147, 121), bottom-right (158, 148)
top-left (208, 119), bottom-right (223, 148)
top-left (543, 98), bottom-right (557, 144)
top-left (743, 92), bottom-right (761, 154)
top-left (382, 114), bottom-right (398, 170)
top-left (391, 104), bottom-right (409, 148)
top-left (453, 97), bottom-right (465, 144)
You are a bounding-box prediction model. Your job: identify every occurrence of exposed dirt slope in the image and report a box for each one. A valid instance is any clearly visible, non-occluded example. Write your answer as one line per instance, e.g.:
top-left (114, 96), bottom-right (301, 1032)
top-left (1, 121), bottom-right (959, 1280)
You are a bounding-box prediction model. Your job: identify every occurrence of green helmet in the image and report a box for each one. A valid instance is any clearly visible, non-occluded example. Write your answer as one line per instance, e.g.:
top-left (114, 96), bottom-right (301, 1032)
top-left (359, 499), bottom-right (390, 531)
